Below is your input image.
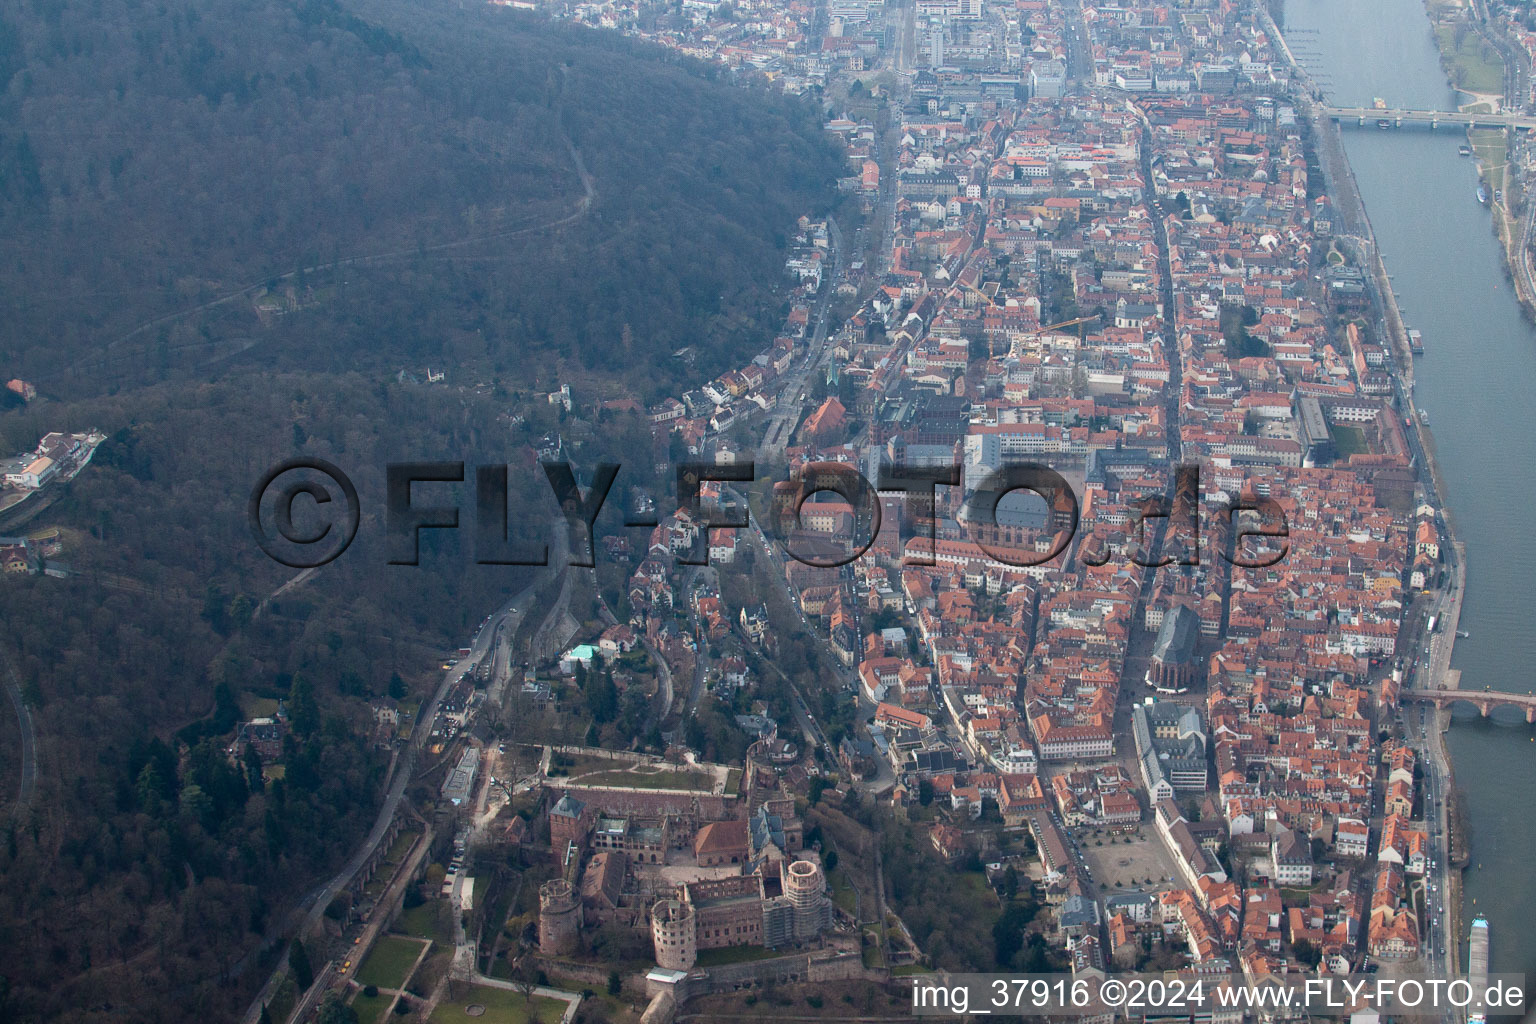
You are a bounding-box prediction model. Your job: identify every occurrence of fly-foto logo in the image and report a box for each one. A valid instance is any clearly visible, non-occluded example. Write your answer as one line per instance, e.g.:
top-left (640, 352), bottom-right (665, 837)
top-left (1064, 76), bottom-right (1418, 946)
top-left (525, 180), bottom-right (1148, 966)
top-left (248, 459), bottom-right (1289, 570)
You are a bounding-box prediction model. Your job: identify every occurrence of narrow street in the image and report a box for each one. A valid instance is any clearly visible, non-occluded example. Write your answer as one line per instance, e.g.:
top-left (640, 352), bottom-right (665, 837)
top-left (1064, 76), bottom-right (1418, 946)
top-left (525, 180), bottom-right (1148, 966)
top-left (760, 217), bottom-right (845, 454)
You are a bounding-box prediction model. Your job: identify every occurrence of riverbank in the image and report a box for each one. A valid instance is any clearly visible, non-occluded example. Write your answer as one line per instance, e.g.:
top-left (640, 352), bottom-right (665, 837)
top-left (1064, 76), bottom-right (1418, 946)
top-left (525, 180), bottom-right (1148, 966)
top-left (1428, 3), bottom-right (1504, 94)
top-left (1264, 1), bottom-right (1469, 976)
top-left (1262, 8), bottom-right (1423, 379)
top-left (1423, 0), bottom-right (1536, 317)
top-left (1284, 0), bottom-right (1536, 984)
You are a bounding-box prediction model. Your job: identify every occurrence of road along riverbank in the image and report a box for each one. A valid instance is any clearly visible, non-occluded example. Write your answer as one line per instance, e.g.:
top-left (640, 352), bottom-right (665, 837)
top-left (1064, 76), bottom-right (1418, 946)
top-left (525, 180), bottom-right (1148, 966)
top-left (1282, 0), bottom-right (1536, 986)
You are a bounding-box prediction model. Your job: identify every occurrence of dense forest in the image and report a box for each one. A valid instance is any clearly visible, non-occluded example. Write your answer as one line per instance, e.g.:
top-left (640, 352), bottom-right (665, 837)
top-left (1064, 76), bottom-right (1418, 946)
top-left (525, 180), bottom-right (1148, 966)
top-left (0, 378), bottom-right (608, 1022)
top-left (0, 0), bottom-right (845, 399)
top-left (0, 0), bottom-right (846, 1020)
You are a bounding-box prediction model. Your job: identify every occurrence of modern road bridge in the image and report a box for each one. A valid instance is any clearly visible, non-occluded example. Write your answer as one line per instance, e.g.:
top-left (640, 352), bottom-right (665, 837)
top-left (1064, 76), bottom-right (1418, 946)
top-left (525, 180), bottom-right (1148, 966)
top-left (1323, 105), bottom-right (1536, 130)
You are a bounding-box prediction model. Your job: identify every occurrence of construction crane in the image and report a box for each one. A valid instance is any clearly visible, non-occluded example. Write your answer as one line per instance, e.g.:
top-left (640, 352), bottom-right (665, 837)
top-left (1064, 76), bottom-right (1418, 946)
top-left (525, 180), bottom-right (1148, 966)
top-left (958, 279), bottom-right (997, 308)
top-left (1038, 313), bottom-right (1101, 333)
top-left (955, 284), bottom-right (1101, 336)
top-left (962, 306), bottom-right (1101, 360)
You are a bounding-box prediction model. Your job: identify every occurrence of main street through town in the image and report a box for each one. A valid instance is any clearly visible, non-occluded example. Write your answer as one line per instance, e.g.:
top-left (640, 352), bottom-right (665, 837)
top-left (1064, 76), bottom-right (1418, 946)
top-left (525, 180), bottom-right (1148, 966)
top-left (760, 216), bottom-right (845, 455)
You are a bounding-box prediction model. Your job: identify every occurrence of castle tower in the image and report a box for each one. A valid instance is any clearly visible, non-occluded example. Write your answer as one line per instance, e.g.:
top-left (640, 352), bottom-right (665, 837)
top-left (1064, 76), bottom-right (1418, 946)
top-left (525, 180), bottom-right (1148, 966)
top-left (782, 859), bottom-right (831, 942)
top-left (650, 897), bottom-right (697, 971)
top-left (538, 878), bottom-right (582, 956)
top-left (744, 739), bottom-right (775, 809)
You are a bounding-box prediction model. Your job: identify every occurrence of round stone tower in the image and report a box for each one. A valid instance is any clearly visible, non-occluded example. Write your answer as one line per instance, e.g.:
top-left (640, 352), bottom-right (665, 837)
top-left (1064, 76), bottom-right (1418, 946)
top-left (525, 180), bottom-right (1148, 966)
top-left (538, 878), bottom-right (582, 956)
top-left (784, 859), bottom-right (827, 941)
top-left (650, 897), bottom-right (697, 971)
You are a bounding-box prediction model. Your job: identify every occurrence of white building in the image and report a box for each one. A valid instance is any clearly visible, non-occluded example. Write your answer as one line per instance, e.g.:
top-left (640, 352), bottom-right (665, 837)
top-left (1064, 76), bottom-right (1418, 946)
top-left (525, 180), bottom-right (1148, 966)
top-left (4, 456), bottom-right (56, 490)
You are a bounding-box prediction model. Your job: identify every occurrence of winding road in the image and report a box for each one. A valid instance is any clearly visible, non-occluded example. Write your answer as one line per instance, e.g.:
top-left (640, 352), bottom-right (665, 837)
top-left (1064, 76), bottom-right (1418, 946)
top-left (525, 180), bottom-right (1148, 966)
top-left (240, 523), bottom-right (569, 1024)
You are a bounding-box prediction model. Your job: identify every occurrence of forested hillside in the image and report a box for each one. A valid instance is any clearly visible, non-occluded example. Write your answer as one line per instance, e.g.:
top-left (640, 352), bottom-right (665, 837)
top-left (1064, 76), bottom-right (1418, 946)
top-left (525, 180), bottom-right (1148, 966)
top-left (1, 0), bottom-right (844, 398)
top-left (0, 377), bottom-right (633, 1022)
top-left (0, 0), bottom-right (844, 1020)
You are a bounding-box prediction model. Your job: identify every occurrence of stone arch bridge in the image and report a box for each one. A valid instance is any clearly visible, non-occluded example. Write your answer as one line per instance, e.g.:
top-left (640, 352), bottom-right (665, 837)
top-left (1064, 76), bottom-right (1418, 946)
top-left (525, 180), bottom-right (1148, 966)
top-left (1404, 689), bottom-right (1536, 722)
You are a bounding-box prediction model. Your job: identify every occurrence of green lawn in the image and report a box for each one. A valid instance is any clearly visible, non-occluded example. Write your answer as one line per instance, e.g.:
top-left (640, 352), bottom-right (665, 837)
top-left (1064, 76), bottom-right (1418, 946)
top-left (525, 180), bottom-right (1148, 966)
top-left (955, 871), bottom-right (996, 902)
top-left (396, 901), bottom-right (452, 946)
top-left (239, 696), bottom-right (281, 719)
top-left (861, 923), bottom-right (887, 969)
top-left (1470, 128), bottom-right (1508, 196)
top-left (356, 935), bottom-right (428, 990)
top-left (694, 944), bottom-right (786, 967)
top-left (265, 976), bottom-right (300, 1024)
top-left (396, 700), bottom-right (420, 739)
top-left (1330, 424), bottom-right (1370, 457)
top-left (364, 832), bottom-right (418, 902)
top-left (544, 974), bottom-right (626, 1019)
top-left (350, 990), bottom-right (395, 1024)
top-left (829, 868), bottom-right (858, 917)
top-left (429, 988), bottom-right (566, 1024)
top-left (561, 990), bottom-right (627, 1023)
top-left (574, 767), bottom-right (713, 791)
top-left (383, 829), bottom-right (421, 866)
top-left (1435, 24), bottom-right (1504, 94)
top-left (545, 752), bottom-right (617, 777)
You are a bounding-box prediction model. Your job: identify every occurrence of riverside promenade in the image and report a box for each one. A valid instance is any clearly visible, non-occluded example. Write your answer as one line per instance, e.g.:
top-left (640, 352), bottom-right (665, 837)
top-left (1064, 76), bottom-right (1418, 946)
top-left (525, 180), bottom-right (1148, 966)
top-left (1260, 2), bottom-right (1468, 978)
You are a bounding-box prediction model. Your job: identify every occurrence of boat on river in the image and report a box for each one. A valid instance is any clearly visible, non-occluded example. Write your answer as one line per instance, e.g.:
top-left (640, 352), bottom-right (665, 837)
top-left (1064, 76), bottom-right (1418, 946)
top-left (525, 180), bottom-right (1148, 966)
top-left (1469, 918), bottom-right (1490, 1023)
top-left (1478, 184), bottom-right (1489, 204)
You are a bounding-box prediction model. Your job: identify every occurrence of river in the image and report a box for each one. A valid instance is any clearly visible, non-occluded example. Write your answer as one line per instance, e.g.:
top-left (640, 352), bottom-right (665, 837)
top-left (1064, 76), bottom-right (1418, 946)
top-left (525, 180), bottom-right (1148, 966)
top-left (1283, 0), bottom-right (1536, 992)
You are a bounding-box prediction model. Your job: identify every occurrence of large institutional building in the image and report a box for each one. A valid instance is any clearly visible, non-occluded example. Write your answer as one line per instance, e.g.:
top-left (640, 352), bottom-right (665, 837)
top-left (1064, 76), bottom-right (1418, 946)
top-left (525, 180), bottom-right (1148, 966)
top-left (1132, 700), bottom-right (1209, 801)
top-left (651, 857), bottom-right (832, 971)
top-left (537, 745), bottom-right (832, 967)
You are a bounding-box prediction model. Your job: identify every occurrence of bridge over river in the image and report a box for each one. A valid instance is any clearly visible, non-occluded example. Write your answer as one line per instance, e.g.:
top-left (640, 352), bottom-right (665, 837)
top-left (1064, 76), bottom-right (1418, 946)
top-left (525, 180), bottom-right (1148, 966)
top-left (1323, 105), bottom-right (1536, 130)
top-left (1404, 688), bottom-right (1536, 721)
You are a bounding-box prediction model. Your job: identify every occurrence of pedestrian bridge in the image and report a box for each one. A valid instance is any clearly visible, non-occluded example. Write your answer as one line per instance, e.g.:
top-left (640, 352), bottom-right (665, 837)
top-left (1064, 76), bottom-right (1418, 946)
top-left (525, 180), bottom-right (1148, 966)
top-left (1323, 105), bottom-right (1536, 131)
top-left (1404, 688), bottom-right (1536, 722)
